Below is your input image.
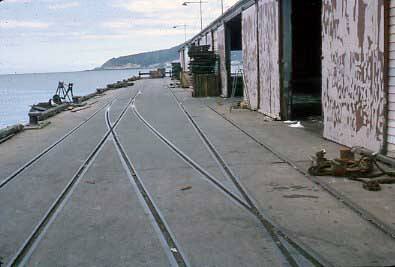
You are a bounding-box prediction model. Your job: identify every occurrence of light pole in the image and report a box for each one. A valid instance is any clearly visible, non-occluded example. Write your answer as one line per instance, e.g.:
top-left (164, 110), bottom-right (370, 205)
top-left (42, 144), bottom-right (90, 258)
top-left (221, 0), bottom-right (223, 14)
top-left (182, 1), bottom-right (208, 31)
top-left (173, 24), bottom-right (187, 42)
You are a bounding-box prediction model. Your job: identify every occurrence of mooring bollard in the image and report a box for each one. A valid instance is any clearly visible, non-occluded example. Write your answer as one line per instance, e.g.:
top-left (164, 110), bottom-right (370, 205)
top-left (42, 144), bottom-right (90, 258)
top-left (73, 96), bottom-right (82, 104)
top-left (29, 112), bottom-right (40, 125)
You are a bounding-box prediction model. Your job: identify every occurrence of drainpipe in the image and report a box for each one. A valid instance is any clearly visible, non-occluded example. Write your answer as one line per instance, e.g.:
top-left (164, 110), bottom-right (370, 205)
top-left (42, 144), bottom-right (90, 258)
top-left (382, 0), bottom-right (390, 155)
top-left (255, 0), bottom-right (261, 110)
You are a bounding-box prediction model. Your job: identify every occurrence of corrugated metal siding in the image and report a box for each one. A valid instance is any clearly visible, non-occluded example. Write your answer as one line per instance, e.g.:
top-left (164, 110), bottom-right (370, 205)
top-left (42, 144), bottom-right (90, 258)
top-left (322, 0), bottom-right (385, 152)
top-left (388, 0), bottom-right (395, 155)
top-left (257, 0), bottom-right (281, 119)
top-left (217, 25), bottom-right (229, 97)
top-left (242, 5), bottom-right (259, 110)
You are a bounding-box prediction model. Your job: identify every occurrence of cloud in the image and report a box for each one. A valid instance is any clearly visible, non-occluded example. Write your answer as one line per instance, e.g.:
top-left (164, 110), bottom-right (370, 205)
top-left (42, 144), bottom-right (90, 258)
top-left (79, 28), bottom-right (191, 41)
top-left (48, 1), bottom-right (80, 10)
top-left (0, 0), bottom-right (241, 74)
top-left (79, 34), bottom-right (129, 41)
top-left (0, 20), bottom-right (50, 29)
top-left (113, 0), bottom-right (181, 14)
top-left (2, 0), bottom-right (32, 3)
top-left (110, 0), bottom-right (240, 32)
top-left (102, 16), bottom-right (199, 30)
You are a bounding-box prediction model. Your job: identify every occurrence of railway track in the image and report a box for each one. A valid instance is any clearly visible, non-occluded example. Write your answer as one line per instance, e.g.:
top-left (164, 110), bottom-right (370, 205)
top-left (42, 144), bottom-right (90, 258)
top-left (106, 98), bottom-right (190, 267)
top-left (4, 91), bottom-right (137, 267)
top-left (167, 87), bottom-right (333, 266)
top-left (131, 89), bottom-right (329, 267)
top-left (6, 81), bottom-right (394, 266)
top-left (0, 93), bottom-right (122, 190)
top-left (204, 103), bottom-right (395, 241)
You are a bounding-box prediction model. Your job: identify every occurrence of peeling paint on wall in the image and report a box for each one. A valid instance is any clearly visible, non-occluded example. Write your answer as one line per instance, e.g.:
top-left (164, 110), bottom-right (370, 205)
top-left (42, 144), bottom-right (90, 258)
top-left (322, 0), bottom-right (385, 151)
top-left (242, 5), bottom-right (259, 110)
top-left (258, 0), bottom-right (281, 119)
top-left (217, 25), bottom-right (229, 97)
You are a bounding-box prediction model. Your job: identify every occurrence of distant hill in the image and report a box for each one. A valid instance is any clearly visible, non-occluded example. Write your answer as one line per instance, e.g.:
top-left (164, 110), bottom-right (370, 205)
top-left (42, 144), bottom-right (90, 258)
top-left (99, 44), bottom-right (182, 70)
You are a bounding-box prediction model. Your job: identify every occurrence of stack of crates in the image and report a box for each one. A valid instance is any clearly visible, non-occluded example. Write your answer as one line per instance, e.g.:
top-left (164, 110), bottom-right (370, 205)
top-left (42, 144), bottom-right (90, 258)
top-left (171, 62), bottom-right (182, 80)
top-left (188, 45), bottom-right (220, 97)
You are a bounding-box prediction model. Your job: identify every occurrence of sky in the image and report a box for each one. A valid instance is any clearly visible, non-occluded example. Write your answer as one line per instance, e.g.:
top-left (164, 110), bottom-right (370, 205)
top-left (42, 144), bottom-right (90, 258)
top-left (0, 0), bottom-right (238, 74)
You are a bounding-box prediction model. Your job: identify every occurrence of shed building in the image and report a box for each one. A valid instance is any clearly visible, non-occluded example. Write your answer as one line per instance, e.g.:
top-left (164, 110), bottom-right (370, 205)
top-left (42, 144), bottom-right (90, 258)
top-left (180, 0), bottom-right (390, 154)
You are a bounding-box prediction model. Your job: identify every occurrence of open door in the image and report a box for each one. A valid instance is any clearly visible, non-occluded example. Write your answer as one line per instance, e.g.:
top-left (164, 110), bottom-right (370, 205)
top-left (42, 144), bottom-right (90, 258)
top-left (242, 4), bottom-right (259, 110)
top-left (281, 0), bottom-right (323, 120)
top-left (258, 0), bottom-right (281, 119)
top-left (217, 25), bottom-right (230, 97)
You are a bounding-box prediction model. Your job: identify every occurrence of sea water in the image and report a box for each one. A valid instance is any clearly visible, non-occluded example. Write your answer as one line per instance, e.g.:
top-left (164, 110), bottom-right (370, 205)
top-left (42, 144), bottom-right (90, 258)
top-left (0, 69), bottom-right (149, 129)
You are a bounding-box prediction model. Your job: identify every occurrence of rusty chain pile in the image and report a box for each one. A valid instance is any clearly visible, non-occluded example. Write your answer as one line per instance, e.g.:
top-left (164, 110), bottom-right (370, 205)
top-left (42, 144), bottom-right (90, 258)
top-left (308, 149), bottom-right (395, 191)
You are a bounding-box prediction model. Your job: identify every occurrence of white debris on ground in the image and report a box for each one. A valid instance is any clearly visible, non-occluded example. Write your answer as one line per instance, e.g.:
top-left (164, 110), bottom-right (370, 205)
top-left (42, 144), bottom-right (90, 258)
top-left (289, 122), bottom-right (304, 128)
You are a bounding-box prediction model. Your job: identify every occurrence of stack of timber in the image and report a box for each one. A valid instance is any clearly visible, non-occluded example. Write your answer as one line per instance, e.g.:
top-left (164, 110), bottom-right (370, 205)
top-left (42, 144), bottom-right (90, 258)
top-left (188, 45), bottom-right (219, 97)
top-left (149, 68), bottom-right (166, 79)
top-left (171, 62), bottom-right (182, 80)
top-left (188, 45), bottom-right (217, 74)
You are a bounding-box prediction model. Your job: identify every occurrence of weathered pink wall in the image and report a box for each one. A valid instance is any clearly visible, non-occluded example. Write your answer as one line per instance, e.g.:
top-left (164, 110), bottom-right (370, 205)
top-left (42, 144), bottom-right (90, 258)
top-left (207, 31), bottom-right (213, 51)
top-left (184, 46), bottom-right (190, 71)
top-left (213, 30), bottom-right (218, 52)
top-left (179, 49), bottom-right (186, 71)
top-left (217, 25), bottom-right (229, 97)
top-left (242, 5), bottom-right (259, 110)
top-left (258, 0), bottom-right (281, 119)
top-left (322, 0), bottom-right (385, 151)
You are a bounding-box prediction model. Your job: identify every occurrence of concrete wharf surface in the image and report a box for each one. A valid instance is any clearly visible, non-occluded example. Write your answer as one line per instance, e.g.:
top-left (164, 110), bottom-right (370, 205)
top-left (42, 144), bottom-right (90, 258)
top-left (0, 78), bottom-right (395, 266)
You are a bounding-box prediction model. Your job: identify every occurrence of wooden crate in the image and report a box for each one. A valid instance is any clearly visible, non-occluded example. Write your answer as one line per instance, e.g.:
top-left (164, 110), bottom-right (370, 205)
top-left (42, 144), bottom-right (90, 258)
top-left (193, 74), bottom-right (220, 97)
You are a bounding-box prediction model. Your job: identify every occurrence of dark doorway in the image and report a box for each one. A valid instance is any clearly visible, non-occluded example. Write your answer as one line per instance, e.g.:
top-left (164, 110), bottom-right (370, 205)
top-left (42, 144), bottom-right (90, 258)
top-left (226, 14), bottom-right (243, 98)
top-left (288, 0), bottom-right (322, 119)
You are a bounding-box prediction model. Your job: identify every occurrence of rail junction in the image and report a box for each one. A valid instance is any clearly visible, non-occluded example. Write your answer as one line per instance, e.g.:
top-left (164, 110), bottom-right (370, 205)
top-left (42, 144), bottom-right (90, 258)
top-left (1, 79), bottom-right (395, 266)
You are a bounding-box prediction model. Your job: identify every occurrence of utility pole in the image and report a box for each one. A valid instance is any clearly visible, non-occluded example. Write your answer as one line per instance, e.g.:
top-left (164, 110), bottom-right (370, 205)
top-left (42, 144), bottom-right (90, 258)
top-left (182, 1), bottom-right (208, 31)
top-left (200, 0), bottom-right (203, 31)
top-left (173, 24), bottom-right (188, 42)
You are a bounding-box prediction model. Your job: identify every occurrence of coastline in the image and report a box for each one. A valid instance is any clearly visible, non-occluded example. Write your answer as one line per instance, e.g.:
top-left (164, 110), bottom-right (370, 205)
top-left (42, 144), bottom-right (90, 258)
top-left (0, 76), bottom-right (138, 141)
top-left (0, 69), bottom-right (149, 129)
top-left (0, 67), bottom-right (148, 77)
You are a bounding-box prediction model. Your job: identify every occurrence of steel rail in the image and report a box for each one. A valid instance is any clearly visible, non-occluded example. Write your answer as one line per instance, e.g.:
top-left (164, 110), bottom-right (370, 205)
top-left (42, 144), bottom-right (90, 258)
top-left (5, 91), bottom-right (137, 267)
top-left (132, 91), bottom-right (323, 267)
top-left (106, 104), bottom-right (190, 267)
top-left (167, 88), bottom-right (255, 207)
top-left (0, 94), bottom-right (120, 189)
top-left (205, 105), bottom-right (395, 241)
top-left (131, 96), bottom-right (251, 212)
top-left (167, 87), bottom-right (330, 267)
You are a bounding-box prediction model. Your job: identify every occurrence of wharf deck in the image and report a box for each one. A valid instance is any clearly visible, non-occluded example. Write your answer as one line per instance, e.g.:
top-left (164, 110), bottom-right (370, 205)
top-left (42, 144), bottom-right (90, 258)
top-left (1, 78), bottom-right (394, 267)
